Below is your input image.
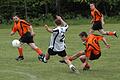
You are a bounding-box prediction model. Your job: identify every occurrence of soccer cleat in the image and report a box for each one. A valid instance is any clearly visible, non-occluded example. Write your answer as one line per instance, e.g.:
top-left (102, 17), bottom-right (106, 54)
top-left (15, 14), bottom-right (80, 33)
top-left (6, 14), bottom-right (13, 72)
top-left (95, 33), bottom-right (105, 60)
top-left (38, 54), bottom-right (47, 63)
top-left (114, 31), bottom-right (118, 38)
top-left (69, 65), bottom-right (79, 73)
top-left (16, 56), bottom-right (24, 61)
top-left (59, 60), bottom-right (67, 64)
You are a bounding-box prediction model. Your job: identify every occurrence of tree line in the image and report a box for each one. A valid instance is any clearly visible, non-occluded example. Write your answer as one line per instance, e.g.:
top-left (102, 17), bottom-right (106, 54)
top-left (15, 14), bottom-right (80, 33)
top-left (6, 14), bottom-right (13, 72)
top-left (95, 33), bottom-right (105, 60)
top-left (0, 0), bottom-right (120, 23)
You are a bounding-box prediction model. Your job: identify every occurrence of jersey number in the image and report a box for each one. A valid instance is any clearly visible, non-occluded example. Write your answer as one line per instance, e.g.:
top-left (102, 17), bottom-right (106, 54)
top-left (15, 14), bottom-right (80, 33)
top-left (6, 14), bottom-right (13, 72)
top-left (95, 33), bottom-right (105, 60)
top-left (60, 34), bottom-right (65, 42)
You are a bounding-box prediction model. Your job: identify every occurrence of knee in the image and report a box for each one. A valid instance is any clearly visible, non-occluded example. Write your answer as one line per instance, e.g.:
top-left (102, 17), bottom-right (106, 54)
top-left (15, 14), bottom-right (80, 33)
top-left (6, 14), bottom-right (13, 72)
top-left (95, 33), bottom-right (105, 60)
top-left (100, 31), bottom-right (107, 35)
top-left (79, 55), bottom-right (86, 60)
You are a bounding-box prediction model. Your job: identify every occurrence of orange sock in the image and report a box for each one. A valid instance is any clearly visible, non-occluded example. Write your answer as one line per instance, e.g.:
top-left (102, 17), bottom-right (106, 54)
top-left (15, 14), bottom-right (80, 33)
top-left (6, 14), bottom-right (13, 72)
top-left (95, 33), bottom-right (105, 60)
top-left (107, 32), bottom-right (114, 36)
top-left (18, 47), bottom-right (23, 56)
top-left (34, 48), bottom-right (43, 55)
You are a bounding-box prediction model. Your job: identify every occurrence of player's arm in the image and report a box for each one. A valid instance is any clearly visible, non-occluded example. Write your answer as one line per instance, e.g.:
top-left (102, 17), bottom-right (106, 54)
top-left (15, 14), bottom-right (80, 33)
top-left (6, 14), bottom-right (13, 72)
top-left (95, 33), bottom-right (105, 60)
top-left (101, 14), bottom-right (105, 25)
top-left (44, 25), bottom-right (53, 33)
top-left (10, 31), bottom-right (15, 36)
top-left (102, 37), bottom-right (110, 48)
top-left (10, 24), bottom-right (17, 36)
top-left (29, 25), bottom-right (35, 36)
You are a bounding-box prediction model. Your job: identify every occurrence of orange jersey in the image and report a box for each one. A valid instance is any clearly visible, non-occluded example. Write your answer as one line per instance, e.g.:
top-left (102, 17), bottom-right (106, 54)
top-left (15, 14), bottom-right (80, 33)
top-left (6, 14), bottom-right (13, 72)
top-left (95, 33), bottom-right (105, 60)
top-left (91, 9), bottom-right (102, 22)
top-left (85, 34), bottom-right (103, 58)
top-left (12, 20), bottom-right (31, 37)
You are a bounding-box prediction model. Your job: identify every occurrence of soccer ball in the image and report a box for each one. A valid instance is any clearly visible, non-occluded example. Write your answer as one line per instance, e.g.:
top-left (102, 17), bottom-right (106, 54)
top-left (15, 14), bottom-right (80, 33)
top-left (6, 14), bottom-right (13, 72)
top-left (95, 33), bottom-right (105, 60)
top-left (12, 39), bottom-right (21, 47)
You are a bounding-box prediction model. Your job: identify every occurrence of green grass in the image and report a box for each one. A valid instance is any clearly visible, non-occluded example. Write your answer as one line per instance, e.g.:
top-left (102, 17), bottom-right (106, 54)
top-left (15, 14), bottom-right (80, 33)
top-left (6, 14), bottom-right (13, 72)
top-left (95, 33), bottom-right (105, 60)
top-left (0, 24), bottom-right (120, 80)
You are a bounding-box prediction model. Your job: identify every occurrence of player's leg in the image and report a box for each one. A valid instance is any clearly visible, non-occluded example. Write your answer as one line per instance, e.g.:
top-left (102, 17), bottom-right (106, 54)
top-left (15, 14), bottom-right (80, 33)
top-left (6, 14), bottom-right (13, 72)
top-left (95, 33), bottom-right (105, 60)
top-left (79, 55), bottom-right (90, 70)
top-left (16, 44), bottom-right (24, 61)
top-left (89, 28), bottom-right (95, 34)
top-left (59, 50), bottom-right (84, 63)
top-left (28, 43), bottom-right (46, 63)
top-left (44, 48), bottom-right (57, 62)
top-left (69, 50), bottom-right (85, 61)
top-left (69, 50), bottom-right (90, 70)
top-left (58, 50), bottom-right (79, 73)
top-left (64, 56), bottom-right (79, 73)
top-left (99, 29), bottom-right (117, 37)
top-left (45, 53), bottom-right (50, 60)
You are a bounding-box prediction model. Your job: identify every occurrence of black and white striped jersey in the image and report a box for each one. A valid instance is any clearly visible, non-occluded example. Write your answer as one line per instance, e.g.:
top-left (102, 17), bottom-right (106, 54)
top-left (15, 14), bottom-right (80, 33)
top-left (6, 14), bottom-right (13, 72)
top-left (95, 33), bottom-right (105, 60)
top-left (49, 25), bottom-right (68, 52)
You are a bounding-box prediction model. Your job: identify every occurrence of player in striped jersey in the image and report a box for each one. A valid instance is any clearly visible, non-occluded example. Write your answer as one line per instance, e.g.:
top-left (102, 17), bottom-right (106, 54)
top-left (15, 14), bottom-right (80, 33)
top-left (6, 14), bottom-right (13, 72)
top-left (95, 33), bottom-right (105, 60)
top-left (44, 16), bottom-right (78, 73)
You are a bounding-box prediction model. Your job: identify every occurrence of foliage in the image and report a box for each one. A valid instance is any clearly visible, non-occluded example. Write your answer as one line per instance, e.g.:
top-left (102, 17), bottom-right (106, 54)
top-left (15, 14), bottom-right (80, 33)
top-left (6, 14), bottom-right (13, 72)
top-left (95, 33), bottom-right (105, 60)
top-left (0, 0), bottom-right (120, 24)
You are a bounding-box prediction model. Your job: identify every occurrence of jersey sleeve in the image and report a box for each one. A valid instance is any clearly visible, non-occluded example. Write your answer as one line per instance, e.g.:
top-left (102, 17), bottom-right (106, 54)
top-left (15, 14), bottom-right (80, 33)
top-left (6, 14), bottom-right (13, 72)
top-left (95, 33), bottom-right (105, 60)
top-left (12, 23), bottom-right (17, 33)
top-left (20, 20), bottom-right (31, 28)
top-left (53, 28), bottom-right (59, 32)
top-left (94, 34), bottom-right (103, 41)
top-left (96, 36), bottom-right (103, 41)
top-left (95, 10), bottom-right (102, 17)
top-left (62, 25), bottom-right (69, 32)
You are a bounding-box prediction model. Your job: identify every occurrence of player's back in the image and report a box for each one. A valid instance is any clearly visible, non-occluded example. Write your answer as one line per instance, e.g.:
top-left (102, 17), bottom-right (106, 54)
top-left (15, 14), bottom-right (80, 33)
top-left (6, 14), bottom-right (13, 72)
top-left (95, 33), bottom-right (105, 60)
top-left (49, 25), bottom-right (68, 51)
top-left (86, 34), bottom-right (102, 51)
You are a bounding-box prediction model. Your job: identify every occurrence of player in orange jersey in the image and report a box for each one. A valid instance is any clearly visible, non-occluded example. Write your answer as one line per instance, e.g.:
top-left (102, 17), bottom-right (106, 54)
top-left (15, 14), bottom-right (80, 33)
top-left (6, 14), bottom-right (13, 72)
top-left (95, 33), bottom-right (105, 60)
top-left (89, 3), bottom-right (117, 37)
top-left (69, 32), bottom-right (110, 70)
top-left (10, 16), bottom-right (46, 62)
top-left (60, 32), bottom-right (110, 70)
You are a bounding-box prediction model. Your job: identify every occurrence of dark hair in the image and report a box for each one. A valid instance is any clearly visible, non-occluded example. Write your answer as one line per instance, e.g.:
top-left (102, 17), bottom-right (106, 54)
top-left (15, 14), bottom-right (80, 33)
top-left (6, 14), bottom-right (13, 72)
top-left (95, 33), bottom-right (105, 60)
top-left (90, 3), bottom-right (96, 6)
top-left (55, 19), bottom-right (62, 26)
top-left (79, 32), bottom-right (88, 37)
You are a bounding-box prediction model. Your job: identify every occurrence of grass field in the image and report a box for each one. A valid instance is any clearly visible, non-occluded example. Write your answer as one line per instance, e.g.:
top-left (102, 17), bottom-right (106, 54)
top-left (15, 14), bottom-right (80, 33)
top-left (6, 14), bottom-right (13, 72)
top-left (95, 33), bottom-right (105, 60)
top-left (0, 24), bottom-right (120, 80)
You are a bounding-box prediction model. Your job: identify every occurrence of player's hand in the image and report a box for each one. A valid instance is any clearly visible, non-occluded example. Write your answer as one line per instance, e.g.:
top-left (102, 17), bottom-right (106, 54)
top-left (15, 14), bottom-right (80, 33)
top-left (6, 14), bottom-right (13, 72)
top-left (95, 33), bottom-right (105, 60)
top-left (90, 20), bottom-right (93, 24)
top-left (31, 32), bottom-right (35, 36)
top-left (106, 44), bottom-right (110, 48)
top-left (56, 15), bottom-right (62, 20)
top-left (10, 32), bottom-right (15, 36)
top-left (44, 25), bottom-right (48, 29)
top-left (102, 21), bottom-right (105, 25)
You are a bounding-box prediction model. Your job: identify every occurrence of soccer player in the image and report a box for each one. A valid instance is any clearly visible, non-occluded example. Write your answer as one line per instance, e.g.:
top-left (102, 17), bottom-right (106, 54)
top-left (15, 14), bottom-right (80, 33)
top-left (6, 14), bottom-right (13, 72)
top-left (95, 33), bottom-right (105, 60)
top-left (67, 32), bottom-right (110, 70)
top-left (44, 16), bottom-right (78, 72)
top-left (89, 3), bottom-right (117, 37)
top-left (10, 16), bottom-right (46, 62)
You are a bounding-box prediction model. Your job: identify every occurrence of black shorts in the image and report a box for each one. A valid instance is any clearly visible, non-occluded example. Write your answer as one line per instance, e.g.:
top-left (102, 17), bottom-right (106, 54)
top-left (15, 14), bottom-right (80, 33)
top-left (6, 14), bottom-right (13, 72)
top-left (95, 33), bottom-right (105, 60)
top-left (48, 48), bottom-right (67, 57)
top-left (19, 32), bottom-right (34, 44)
top-left (89, 52), bottom-right (101, 60)
top-left (92, 21), bottom-right (103, 30)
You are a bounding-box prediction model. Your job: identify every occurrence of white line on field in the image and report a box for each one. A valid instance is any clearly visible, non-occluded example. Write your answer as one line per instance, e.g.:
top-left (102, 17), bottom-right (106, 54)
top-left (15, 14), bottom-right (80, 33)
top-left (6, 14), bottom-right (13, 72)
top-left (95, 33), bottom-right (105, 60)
top-left (0, 70), bottom-right (38, 80)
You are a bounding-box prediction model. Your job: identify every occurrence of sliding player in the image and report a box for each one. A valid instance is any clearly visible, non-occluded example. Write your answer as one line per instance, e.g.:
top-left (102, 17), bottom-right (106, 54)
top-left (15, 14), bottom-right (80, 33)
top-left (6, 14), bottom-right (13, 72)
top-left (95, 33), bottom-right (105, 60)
top-left (68, 32), bottom-right (110, 70)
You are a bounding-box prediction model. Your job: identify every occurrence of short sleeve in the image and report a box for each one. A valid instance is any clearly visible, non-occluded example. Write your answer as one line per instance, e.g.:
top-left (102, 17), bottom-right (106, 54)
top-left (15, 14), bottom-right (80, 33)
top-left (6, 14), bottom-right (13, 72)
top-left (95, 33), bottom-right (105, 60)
top-left (12, 23), bottom-right (17, 33)
top-left (96, 36), bottom-right (103, 41)
top-left (94, 34), bottom-right (103, 41)
top-left (53, 28), bottom-right (59, 32)
top-left (61, 25), bottom-right (69, 32)
top-left (20, 20), bottom-right (31, 28)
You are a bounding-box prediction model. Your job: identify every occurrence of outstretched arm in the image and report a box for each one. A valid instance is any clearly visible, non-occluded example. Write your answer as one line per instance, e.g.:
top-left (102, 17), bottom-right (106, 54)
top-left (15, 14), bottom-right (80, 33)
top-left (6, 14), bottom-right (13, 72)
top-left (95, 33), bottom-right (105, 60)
top-left (56, 15), bottom-right (68, 27)
top-left (44, 25), bottom-right (53, 33)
